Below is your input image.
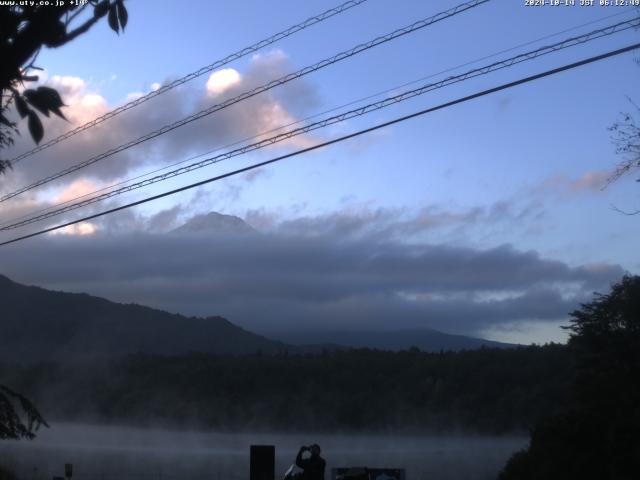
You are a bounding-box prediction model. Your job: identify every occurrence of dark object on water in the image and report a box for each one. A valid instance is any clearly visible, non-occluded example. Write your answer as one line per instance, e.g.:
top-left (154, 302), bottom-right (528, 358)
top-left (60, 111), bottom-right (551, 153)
top-left (334, 468), bottom-right (370, 480)
top-left (64, 464), bottom-right (73, 479)
top-left (333, 468), bottom-right (405, 480)
top-left (250, 445), bottom-right (275, 480)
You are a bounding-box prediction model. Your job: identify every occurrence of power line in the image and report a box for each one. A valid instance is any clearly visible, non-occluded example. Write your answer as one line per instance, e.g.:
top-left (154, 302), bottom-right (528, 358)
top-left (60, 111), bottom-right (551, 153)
top-left (3, 16), bottom-right (637, 231)
top-left (4, 8), bottom-right (633, 230)
top-left (0, 0), bottom-right (490, 204)
top-left (1, 41), bottom-right (638, 248)
top-left (6, 0), bottom-right (370, 166)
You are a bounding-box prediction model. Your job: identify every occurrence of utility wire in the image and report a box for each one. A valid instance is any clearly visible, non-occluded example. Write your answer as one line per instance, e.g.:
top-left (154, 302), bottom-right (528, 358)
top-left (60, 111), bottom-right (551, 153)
top-left (2, 16), bottom-right (637, 231)
top-left (4, 8), bottom-right (633, 230)
top-left (6, 0), bottom-right (370, 166)
top-left (1, 41), bottom-right (638, 247)
top-left (0, 0), bottom-right (490, 204)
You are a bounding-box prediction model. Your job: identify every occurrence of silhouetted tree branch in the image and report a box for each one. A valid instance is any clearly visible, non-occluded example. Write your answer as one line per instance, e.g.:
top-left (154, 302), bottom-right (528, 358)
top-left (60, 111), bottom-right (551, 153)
top-left (608, 98), bottom-right (640, 186)
top-left (0, 384), bottom-right (48, 440)
top-left (0, 0), bottom-right (129, 174)
top-left (610, 203), bottom-right (640, 216)
top-left (606, 20), bottom-right (640, 215)
top-left (1, 0), bottom-right (129, 440)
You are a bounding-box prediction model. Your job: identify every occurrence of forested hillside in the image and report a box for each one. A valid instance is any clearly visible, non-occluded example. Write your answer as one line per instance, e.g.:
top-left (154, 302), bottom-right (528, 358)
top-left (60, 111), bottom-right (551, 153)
top-left (0, 345), bottom-right (570, 433)
top-left (0, 274), bottom-right (512, 359)
top-left (0, 274), bottom-right (288, 359)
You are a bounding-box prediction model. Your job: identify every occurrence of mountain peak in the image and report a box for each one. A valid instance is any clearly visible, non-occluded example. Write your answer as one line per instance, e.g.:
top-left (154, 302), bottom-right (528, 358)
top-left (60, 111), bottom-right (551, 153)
top-left (172, 212), bottom-right (255, 235)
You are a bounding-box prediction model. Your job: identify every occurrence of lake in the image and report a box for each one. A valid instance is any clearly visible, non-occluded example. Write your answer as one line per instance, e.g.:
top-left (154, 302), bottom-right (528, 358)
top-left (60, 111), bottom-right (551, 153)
top-left (0, 423), bottom-right (527, 480)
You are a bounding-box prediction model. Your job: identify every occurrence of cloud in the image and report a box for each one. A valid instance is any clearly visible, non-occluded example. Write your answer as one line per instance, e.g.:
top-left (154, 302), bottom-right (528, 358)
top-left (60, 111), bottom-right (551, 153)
top-left (567, 171), bottom-right (610, 192)
top-left (52, 221), bottom-right (98, 236)
top-left (0, 208), bottom-right (624, 341)
top-left (146, 205), bottom-right (183, 233)
top-left (52, 178), bottom-right (104, 203)
top-left (0, 50), bottom-right (319, 223)
top-left (206, 68), bottom-right (241, 96)
top-left (537, 170), bottom-right (611, 195)
top-left (245, 199), bottom-right (545, 243)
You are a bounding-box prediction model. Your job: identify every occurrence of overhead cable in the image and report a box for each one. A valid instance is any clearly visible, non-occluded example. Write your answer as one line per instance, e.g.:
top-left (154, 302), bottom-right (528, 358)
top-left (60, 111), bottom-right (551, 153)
top-left (3, 16), bottom-right (637, 231)
top-left (2, 41), bottom-right (638, 247)
top-left (0, 0), bottom-right (490, 203)
top-left (6, 0), bottom-right (370, 165)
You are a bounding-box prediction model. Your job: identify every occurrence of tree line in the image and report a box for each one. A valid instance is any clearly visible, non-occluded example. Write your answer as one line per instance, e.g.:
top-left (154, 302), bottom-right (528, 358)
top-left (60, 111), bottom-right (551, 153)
top-left (0, 344), bottom-right (571, 434)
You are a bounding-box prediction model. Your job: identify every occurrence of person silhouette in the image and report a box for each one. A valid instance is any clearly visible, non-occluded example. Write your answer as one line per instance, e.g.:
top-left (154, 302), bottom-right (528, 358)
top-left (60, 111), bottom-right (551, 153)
top-left (296, 444), bottom-right (326, 480)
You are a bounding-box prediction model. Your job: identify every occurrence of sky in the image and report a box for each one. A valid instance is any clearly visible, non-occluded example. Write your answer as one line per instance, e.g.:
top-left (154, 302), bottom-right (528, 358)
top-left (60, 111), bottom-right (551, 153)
top-left (0, 0), bottom-right (639, 344)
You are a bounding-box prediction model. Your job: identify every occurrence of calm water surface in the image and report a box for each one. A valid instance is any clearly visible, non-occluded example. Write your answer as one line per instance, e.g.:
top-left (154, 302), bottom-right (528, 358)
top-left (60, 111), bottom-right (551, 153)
top-left (0, 423), bottom-right (527, 480)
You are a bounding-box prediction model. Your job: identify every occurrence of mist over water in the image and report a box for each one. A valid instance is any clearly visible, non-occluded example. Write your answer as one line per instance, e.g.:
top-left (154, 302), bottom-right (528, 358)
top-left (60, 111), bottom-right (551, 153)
top-left (0, 423), bottom-right (527, 480)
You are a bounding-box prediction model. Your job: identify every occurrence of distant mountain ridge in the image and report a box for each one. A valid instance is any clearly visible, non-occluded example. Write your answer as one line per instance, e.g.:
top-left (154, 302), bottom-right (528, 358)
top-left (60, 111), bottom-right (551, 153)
top-left (0, 274), bottom-right (286, 360)
top-left (0, 274), bottom-right (515, 361)
top-left (275, 329), bottom-right (516, 351)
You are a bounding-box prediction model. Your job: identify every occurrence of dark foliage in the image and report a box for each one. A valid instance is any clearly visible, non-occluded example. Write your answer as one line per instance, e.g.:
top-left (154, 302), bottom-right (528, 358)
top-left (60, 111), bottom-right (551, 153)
top-left (608, 102), bottom-right (640, 209)
top-left (0, 464), bottom-right (16, 480)
top-left (500, 275), bottom-right (640, 480)
top-left (1, 0), bottom-right (129, 433)
top-left (0, 345), bottom-right (571, 434)
top-left (607, 50), bottom-right (640, 213)
top-left (0, 0), bottom-right (128, 171)
top-left (0, 384), bottom-right (47, 440)
top-left (0, 275), bottom-right (289, 360)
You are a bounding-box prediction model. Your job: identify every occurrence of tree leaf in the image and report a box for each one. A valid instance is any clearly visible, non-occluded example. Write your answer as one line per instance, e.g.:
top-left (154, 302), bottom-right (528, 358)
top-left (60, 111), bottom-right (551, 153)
top-left (23, 89), bottom-right (50, 117)
top-left (108, 4), bottom-right (120, 34)
top-left (36, 86), bottom-right (66, 119)
top-left (42, 20), bottom-right (67, 48)
top-left (94, 0), bottom-right (110, 18)
top-left (117, 0), bottom-right (128, 30)
top-left (36, 87), bottom-right (64, 108)
top-left (49, 106), bottom-right (67, 120)
top-left (15, 95), bottom-right (30, 118)
top-left (27, 111), bottom-right (44, 144)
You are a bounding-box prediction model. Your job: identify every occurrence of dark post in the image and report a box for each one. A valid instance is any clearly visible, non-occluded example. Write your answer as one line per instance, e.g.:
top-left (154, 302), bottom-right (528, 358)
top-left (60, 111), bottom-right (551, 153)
top-left (250, 445), bottom-right (275, 480)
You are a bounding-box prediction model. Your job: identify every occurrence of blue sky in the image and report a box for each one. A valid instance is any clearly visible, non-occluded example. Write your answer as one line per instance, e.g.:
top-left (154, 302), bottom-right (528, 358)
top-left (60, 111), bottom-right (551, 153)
top-left (0, 0), bottom-right (638, 344)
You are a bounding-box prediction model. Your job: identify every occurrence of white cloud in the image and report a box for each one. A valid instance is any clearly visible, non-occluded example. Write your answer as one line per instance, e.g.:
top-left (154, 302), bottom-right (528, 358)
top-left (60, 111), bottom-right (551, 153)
top-left (47, 75), bottom-right (109, 124)
top-left (206, 68), bottom-right (241, 96)
top-left (49, 75), bottom-right (89, 104)
top-left (52, 179), bottom-right (103, 204)
top-left (52, 221), bottom-right (98, 236)
top-left (0, 50), bottom-right (320, 229)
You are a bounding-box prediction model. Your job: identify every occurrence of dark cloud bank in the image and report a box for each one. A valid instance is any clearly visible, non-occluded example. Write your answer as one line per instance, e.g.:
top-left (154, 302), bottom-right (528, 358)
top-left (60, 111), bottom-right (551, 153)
top-left (0, 211), bottom-right (625, 340)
